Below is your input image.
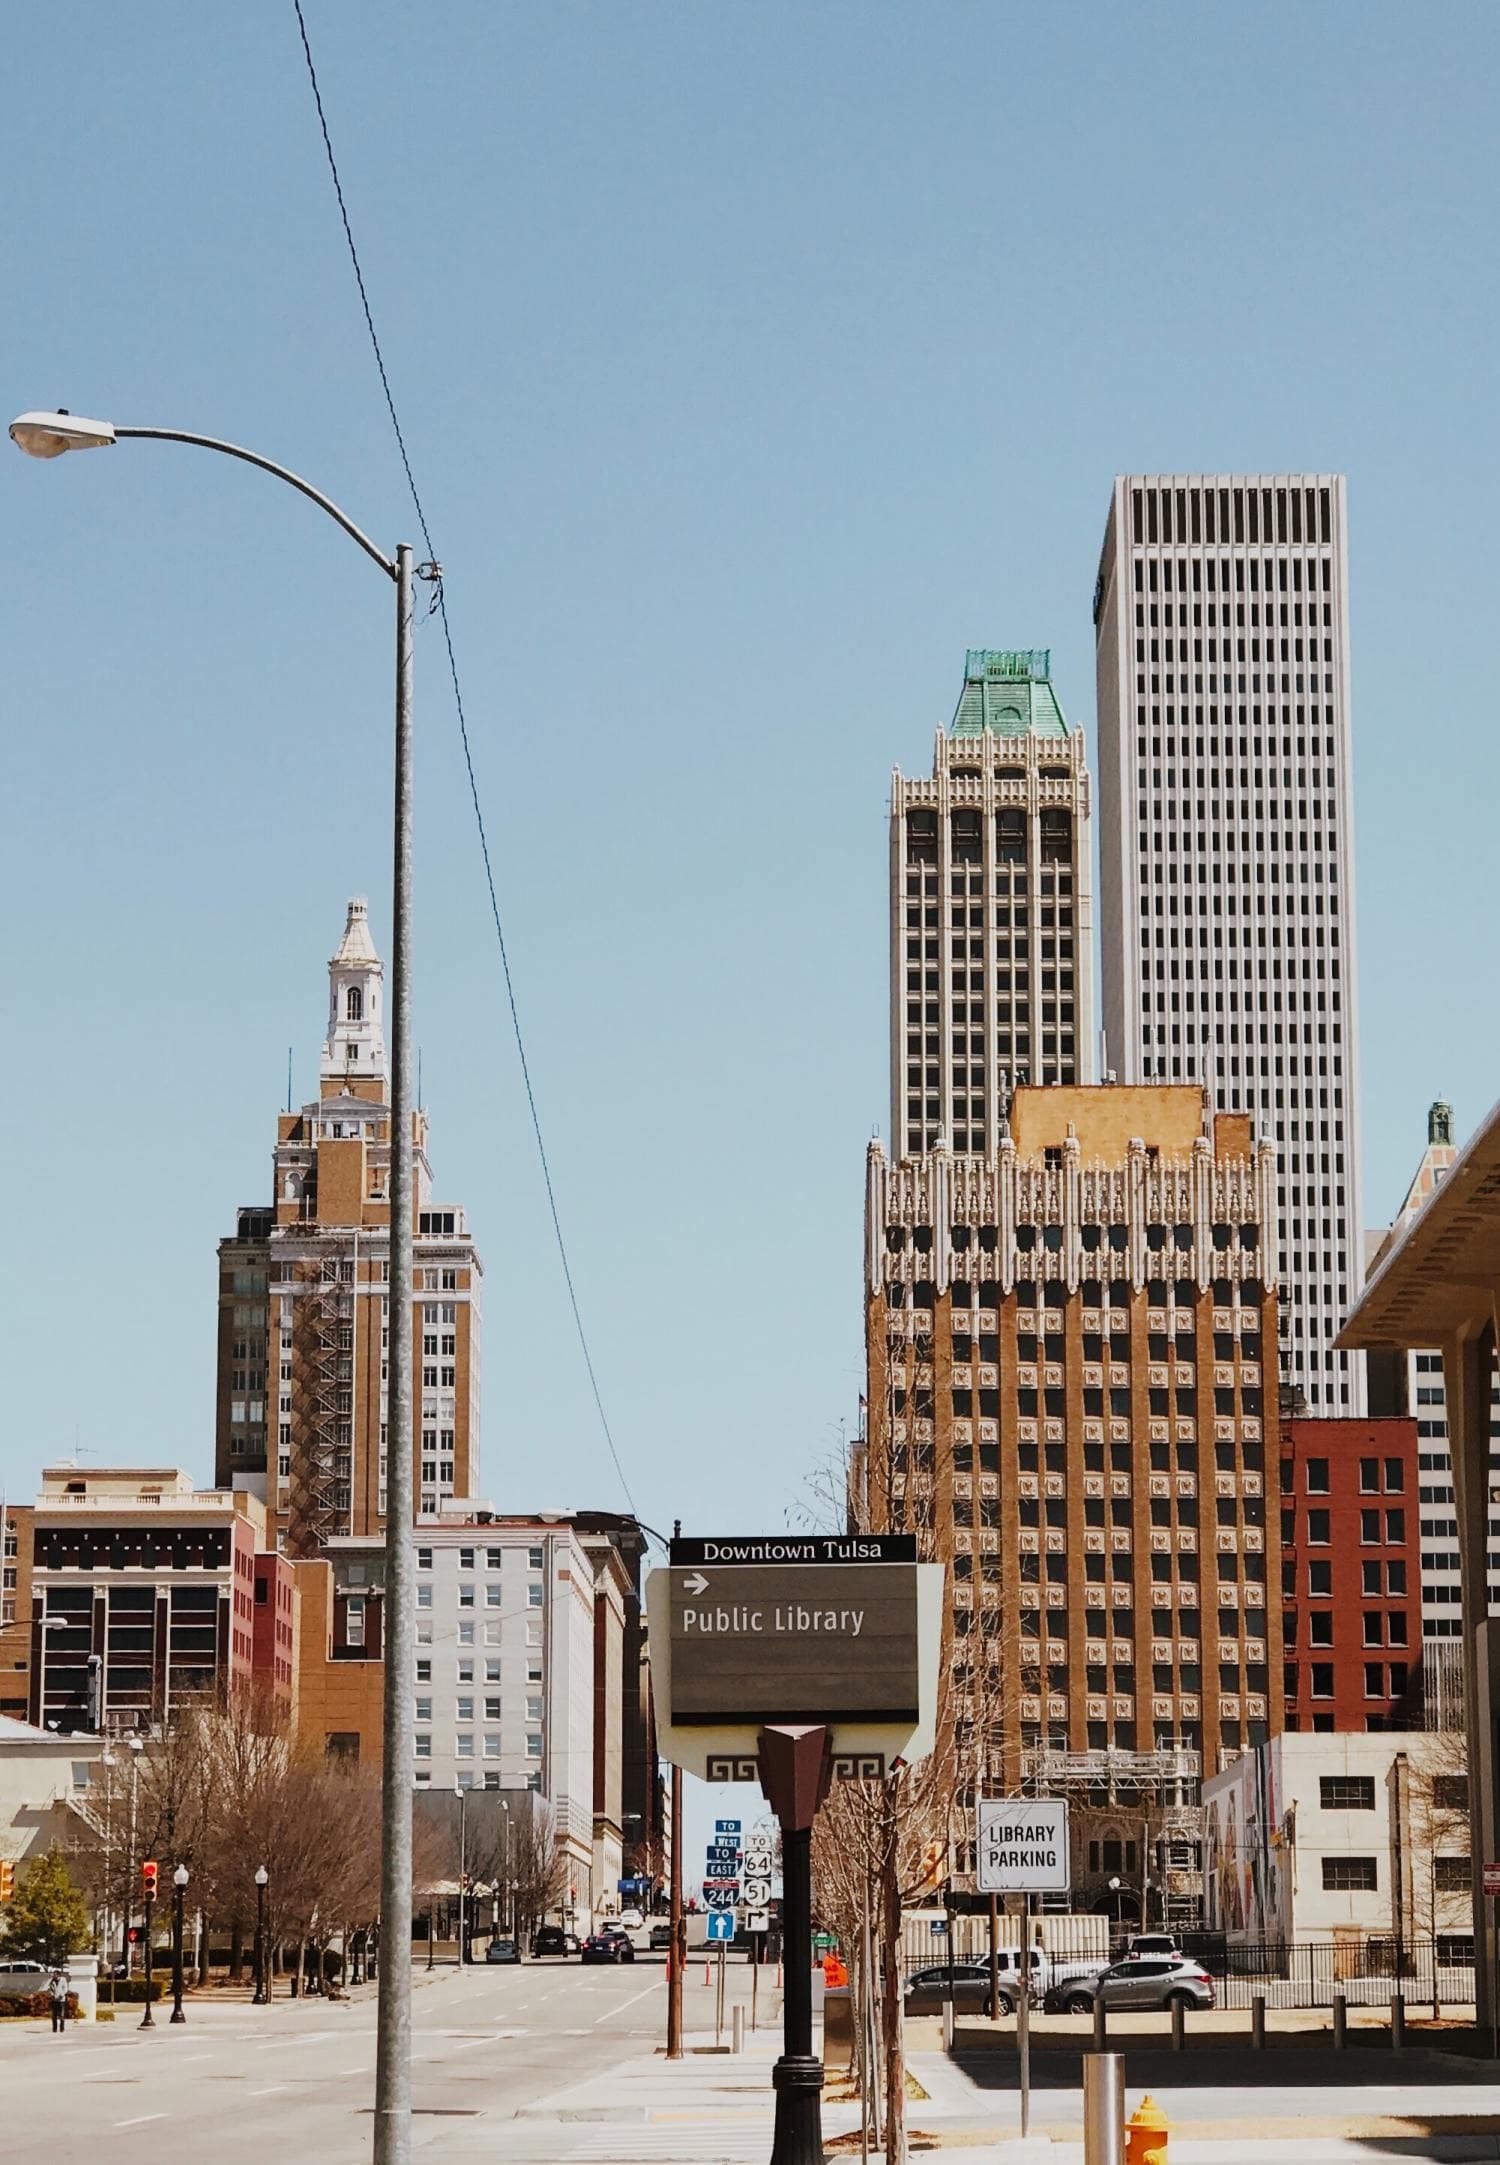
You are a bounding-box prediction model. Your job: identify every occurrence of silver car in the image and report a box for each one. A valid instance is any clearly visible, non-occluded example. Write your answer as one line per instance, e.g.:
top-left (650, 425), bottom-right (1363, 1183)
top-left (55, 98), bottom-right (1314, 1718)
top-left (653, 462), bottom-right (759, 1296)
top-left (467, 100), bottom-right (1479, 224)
top-left (0, 1960), bottom-right (49, 1999)
top-left (1047, 1955), bottom-right (1214, 2014)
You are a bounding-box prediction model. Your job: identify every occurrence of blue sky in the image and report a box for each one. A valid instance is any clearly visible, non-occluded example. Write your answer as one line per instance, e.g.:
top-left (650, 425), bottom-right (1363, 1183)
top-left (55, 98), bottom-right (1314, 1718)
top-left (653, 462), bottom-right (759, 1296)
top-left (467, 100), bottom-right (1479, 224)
top-left (5, 0), bottom-right (1498, 1600)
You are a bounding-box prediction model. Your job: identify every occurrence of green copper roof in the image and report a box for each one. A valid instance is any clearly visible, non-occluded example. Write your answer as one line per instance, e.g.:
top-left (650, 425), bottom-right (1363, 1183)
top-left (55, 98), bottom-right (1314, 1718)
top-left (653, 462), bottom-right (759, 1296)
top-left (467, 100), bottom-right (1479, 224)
top-left (951, 648), bottom-right (1069, 738)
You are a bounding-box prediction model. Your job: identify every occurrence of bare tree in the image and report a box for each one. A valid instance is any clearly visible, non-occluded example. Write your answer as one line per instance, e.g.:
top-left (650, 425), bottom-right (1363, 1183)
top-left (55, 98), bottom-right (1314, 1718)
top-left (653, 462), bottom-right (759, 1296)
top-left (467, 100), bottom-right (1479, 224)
top-left (510, 1800), bottom-right (569, 1948)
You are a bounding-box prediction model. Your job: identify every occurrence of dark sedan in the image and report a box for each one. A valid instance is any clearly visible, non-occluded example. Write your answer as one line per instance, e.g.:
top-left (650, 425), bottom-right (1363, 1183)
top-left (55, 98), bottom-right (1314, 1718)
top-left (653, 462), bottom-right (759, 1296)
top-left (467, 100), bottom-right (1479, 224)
top-left (581, 1931), bottom-right (636, 1964)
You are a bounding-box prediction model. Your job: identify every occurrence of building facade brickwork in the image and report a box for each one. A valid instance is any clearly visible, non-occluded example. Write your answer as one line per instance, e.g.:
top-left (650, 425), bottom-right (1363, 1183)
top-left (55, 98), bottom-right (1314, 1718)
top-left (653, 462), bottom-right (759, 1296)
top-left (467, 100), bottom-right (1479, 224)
top-left (1280, 1416), bottom-right (1422, 1732)
top-left (861, 1084), bottom-right (1282, 1810)
top-left (215, 898), bottom-right (483, 1552)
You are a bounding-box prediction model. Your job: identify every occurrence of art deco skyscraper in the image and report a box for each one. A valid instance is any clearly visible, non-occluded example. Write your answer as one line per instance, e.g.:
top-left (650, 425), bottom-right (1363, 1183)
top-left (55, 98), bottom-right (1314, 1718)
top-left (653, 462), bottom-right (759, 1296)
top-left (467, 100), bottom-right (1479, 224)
top-left (890, 649), bottom-right (1093, 1160)
top-left (1093, 477), bottom-right (1363, 1413)
top-left (216, 899), bottom-right (483, 1553)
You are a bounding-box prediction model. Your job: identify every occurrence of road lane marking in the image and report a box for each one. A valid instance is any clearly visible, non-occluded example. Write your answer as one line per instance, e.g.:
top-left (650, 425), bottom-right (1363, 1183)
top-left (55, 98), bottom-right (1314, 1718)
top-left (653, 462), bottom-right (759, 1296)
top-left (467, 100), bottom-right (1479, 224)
top-left (594, 1982), bottom-right (657, 2024)
top-left (249, 2085), bottom-right (289, 2097)
top-left (115, 2114), bottom-right (167, 2128)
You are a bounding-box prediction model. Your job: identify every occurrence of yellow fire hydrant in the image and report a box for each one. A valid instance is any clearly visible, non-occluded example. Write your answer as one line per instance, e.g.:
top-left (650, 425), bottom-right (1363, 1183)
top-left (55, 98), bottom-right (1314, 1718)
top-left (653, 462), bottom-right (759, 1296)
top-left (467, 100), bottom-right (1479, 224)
top-left (1125, 2093), bottom-right (1170, 2163)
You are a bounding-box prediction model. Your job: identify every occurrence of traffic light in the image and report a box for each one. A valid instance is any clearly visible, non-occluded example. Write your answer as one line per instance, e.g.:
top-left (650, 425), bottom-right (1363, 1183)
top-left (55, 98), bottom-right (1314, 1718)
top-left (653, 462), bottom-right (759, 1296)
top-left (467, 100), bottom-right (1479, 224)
top-left (0, 1859), bottom-right (14, 1903)
top-left (141, 1860), bottom-right (159, 1898)
top-left (917, 1838), bottom-right (946, 1889)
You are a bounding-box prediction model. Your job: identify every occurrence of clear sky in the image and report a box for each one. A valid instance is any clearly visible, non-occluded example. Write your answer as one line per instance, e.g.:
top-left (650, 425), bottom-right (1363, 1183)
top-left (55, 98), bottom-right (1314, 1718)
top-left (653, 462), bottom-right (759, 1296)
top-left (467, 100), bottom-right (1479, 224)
top-left (5, 0), bottom-right (1498, 1612)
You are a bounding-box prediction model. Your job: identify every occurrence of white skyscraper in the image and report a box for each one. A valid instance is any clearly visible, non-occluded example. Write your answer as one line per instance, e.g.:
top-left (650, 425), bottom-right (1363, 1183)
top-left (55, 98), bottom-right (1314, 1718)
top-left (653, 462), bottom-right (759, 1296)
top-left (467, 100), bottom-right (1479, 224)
top-left (1093, 476), bottom-right (1362, 1413)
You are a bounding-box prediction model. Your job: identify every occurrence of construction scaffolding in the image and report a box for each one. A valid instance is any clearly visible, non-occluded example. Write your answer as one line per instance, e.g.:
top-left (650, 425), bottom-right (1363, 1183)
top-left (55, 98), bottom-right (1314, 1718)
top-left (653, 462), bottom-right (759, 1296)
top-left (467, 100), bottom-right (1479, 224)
top-left (285, 1254), bottom-right (355, 1557)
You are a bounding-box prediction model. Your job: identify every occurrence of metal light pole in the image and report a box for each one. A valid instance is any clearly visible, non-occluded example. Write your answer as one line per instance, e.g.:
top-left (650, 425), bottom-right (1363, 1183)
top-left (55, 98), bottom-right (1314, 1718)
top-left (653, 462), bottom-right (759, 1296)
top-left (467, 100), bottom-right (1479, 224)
top-left (140, 1872), bottom-right (156, 2031)
top-left (125, 1738), bottom-right (143, 1976)
top-left (254, 1866), bottom-right (269, 2005)
top-left (11, 410), bottom-right (420, 2165)
top-left (455, 1781), bottom-right (468, 1966)
top-left (99, 1751), bottom-right (115, 2010)
top-left (170, 1865), bottom-right (189, 2023)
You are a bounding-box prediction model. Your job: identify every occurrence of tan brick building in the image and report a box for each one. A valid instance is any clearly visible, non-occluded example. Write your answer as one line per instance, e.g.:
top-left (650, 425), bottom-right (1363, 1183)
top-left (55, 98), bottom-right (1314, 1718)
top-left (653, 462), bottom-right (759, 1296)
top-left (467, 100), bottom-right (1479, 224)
top-left (215, 899), bottom-right (482, 1553)
top-left (1, 1505), bottom-right (34, 1723)
top-left (860, 1082), bottom-right (1281, 1914)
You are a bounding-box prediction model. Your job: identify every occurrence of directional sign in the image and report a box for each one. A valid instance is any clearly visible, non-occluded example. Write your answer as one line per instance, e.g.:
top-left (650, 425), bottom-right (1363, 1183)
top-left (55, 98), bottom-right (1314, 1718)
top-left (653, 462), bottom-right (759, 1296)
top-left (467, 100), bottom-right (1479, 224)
top-left (707, 1911), bottom-right (737, 1944)
top-left (747, 1910), bottom-right (770, 1934)
top-left (975, 1796), bottom-right (1071, 1895)
top-left (673, 1536), bottom-right (916, 1568)
top-left (715, 1819), bottom-right (743, 1837)
top-left (667, 1561), bottom-right (920, 1724)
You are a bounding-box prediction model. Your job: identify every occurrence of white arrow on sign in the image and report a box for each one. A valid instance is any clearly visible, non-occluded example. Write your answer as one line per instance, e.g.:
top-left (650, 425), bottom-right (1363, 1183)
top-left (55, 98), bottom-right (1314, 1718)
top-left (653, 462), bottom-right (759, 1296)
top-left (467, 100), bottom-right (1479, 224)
top-left (683, 1572), bottom-right (709, 1595)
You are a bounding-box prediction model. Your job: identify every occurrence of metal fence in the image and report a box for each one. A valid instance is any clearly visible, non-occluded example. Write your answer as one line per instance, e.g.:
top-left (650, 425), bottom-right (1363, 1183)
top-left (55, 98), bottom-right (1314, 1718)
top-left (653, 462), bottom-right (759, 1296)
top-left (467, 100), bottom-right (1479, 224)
top-left (893, 1915), bottom-right (1479, 2011)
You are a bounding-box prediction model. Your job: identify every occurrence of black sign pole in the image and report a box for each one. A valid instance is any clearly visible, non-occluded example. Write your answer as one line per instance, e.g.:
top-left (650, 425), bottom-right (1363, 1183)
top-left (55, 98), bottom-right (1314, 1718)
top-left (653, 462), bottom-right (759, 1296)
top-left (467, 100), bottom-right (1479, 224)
top-left (758, 1724), bottom-right (832, 2165)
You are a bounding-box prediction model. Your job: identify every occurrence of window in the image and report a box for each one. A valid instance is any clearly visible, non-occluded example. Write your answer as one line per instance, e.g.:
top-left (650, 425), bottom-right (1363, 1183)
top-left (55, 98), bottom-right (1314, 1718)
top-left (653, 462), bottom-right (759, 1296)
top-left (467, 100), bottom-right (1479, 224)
top-left (1386, 1510), bottom-right (1405, 1543)
top-left (1435, 1856), bottom-right (1472, 1892)
top-left (456, 1696), bottom-right (473, 1721)
top-left (1305, 1458), bottom-right (1329, 1493)
top-left (414, 1697), bottom-right (432, 1722)
top-left (526, 1733), bottom-right (543, 1758)
top-left (486, 1585), bottom-right (503, 1607)
top-left (1363, 1612), bottom-right (1383, 1646)
top-left (1307, 1510), bottom-right (1330, 1544)
top-left (415, 1733), bottom-right (431, 1759)
top-left (1308, 1613), bottom-right (1333, 1645)
top-left (458, 1621), bottom-right (475, 1646)
top-left (1311, 1663), bottom-right (1334, 1698)
top-left (455, 1734), bottom-right (474, 1759)
top-left (485, 1696), bottom-right (501, 1720)
top-left (1322, 1857), bottom-right (1377, 1891)
top-left (1320, 1776), bottom-right (1375, 1811)
top-left (458, 1583), bottom-right (476, 1608)
top-left (1360, 1510), bottom-right (1379, 1543)
top-left (526, 1696), bottom-right (543, 1721)
top-left (485, 1658), bottom-right (501, 1683)
top-left (415, 1659), bottom-right (431, 1683)
top-left (417, 1585), bottom-right (433, 1610)
top-left (1307, 1560), bottom-right (1332, 1595)
top-left (528, 1546), bottom-right (544, 1569)
top-left (484, 1734), bottom-right (502, 1758)
top-left (1434, 1775), bottom-right (1470, 1812)
top-left (346, 986), bottom-right (364, 1021)
top-left (528, 1584), bottom-right (543, 1608)
top-left (1359, 1460), bottom-right (1379, 1492)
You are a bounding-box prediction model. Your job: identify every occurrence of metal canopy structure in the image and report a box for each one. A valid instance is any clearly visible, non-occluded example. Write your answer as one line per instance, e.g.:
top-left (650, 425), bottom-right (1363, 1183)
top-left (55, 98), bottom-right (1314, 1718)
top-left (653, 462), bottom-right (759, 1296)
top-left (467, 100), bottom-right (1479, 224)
top-left (1340, 1091), bottom-right (1500, 2038)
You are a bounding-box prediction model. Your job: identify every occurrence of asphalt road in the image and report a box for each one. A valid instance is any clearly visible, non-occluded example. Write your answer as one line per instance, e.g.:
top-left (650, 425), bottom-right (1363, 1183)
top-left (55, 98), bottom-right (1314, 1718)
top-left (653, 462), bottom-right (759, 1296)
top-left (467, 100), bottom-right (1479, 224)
top-left (0, 1957), bottom-right (671, 2163)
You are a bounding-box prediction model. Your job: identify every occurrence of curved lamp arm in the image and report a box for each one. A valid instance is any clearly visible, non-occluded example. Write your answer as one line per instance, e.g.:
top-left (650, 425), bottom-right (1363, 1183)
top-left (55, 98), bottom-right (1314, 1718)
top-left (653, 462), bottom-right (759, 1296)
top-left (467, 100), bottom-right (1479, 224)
top-left (115, 426), bottom-right (396, 579)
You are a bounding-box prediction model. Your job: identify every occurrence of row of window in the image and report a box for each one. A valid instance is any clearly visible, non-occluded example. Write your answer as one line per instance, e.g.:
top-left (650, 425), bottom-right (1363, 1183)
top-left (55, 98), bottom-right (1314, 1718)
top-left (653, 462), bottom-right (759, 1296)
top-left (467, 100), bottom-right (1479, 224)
top-left (415, 1732), bottom-right (541, 1759)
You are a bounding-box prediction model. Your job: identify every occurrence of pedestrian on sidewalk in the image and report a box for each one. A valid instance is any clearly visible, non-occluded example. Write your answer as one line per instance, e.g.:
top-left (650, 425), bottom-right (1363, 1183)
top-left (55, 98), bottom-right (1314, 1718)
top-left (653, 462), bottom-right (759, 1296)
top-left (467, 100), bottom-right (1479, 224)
top-left (47, 1969), bottom-right (68, 2034)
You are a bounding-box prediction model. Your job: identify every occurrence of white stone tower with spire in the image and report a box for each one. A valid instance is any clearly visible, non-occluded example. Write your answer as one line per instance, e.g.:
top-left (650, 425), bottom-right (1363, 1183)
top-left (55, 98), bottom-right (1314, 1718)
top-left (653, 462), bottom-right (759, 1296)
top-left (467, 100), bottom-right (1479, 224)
top-left (320, 896), bottom-right (387, 1085)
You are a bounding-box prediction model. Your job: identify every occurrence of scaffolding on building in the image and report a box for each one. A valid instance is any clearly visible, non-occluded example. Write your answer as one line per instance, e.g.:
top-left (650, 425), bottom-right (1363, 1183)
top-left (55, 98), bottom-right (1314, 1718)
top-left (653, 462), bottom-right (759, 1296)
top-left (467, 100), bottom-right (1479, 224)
top-left (285, 1254), bottom-right (355, 1557)
top-left (1022, 1739), bottom-right (1205, 1926)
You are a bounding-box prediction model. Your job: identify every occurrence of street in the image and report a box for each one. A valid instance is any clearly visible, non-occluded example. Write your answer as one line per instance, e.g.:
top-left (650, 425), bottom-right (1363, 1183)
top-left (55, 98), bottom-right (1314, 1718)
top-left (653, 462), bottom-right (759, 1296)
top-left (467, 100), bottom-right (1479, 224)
top-left (0, 1959), bottom-right (685, 2164)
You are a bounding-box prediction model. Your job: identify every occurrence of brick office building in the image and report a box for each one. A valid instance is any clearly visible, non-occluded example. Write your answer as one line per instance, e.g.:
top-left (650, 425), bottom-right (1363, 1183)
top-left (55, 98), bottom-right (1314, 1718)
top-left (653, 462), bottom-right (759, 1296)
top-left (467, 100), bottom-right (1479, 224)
top-left (861, 1082), bottom-right (1282, 1817)
top-left (27, 1468), bottom-right (272, 1734)
top-left (215, 898), bottom-right (483, 1553)
top-left (1, 1506), bottom-right (34, 1723)
top-left (1281, 1416), bottom-right (1423, 1730)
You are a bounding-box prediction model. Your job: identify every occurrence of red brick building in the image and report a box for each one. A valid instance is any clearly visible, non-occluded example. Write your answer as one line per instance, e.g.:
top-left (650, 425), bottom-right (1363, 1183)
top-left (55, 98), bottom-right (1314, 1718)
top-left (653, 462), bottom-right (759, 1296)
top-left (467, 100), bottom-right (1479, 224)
top-left (1281, 1417), bottom-right (1422, 1731)
top-left (251, 1550), bottom-right (299, 1718)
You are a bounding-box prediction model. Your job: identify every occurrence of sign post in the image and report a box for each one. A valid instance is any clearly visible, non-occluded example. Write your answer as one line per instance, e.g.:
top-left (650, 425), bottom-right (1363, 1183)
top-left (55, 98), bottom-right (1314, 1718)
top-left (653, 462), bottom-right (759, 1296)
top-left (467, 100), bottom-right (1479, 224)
top-left (648, 1534), bottom-right (943, 2165)
top-left (975, 1798), bottom-right (1070, 2138)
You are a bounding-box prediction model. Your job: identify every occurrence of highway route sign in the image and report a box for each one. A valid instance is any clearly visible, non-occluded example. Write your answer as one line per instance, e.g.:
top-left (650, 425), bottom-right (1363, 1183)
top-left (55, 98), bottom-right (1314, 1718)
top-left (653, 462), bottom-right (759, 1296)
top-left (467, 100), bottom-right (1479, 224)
top-left (704, 1884), bottom-right (738, 1911)
top-left (747, 1910), bottom-right (770, 1933)
top-left (707, 1911), bottom-right (737, 1945)
top-left (975, 1796), bottom-right (1071, 1895)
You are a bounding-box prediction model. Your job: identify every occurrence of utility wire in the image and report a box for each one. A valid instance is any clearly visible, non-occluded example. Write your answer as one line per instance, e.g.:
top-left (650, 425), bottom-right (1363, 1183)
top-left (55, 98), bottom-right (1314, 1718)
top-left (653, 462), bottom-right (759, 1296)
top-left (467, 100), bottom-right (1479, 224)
top-left (292, 1), bottom-right (640, 1523)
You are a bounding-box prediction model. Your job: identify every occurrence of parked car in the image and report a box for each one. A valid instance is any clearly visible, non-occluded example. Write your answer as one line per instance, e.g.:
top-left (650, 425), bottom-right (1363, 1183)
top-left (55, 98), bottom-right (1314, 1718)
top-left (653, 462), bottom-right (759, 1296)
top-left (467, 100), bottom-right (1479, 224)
top-left (648, 1923), bottom-right (673, 1951)
top-left (617, 1907), bottom-right (644, 1931)
top-left (581, 1931), bottom-right (636, 1965)
top-left (0, 1961), bottom-right (48, 1999)
top-left (484, 1938), bottom-right (520, 1965)
top-left (904, 1962), bottom-right (1020, 2017)
top-left (532, 1926), bottom-right (571, 1959)
top-left (1044, 1956), bottom-right (1215, 2015)
top-left (1125, 1934), bottom-right (1184, 1961)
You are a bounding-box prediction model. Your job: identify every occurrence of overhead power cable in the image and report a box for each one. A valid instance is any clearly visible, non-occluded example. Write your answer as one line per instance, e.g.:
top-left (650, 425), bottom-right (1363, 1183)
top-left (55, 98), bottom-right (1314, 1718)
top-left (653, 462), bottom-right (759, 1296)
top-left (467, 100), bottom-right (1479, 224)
top-left (292, 1), bottom-right (640, 1523)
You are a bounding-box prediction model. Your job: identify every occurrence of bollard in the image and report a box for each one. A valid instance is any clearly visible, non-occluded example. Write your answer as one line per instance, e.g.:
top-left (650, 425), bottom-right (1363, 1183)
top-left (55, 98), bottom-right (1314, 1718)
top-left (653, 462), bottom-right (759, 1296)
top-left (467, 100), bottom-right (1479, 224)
top-left (1093, 1992), bottom-right (1108, 2052)
top-left (942, 1999), bottom-right (955, 2053)
top-left (732, 2003), bottom-right (745, 2054)
top-left (1082, 2051), bottom-right (1125, 2165)
top-left (1125, 2094), bottom-right (1170, 2164)
top-left (1390, 1991), bottom-right (1405, 2054)
top-left (1251, 1993), bottom-right (1265, 2049)
top-left (1332, 1991), bottom-right (1347, 2050)
top-left (1170, 1997), bottom-right (1185, 2051)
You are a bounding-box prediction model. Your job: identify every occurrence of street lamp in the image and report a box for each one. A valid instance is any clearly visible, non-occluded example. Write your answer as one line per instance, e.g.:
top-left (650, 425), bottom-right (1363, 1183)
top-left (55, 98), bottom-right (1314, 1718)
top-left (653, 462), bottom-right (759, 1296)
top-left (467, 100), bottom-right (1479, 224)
top-left (253, 1867), bottom-right (269, 2006)
top-left (13, 408), bottom-right (420, 2164)
top-left (170, 1865), bottom-right (190, 2023)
